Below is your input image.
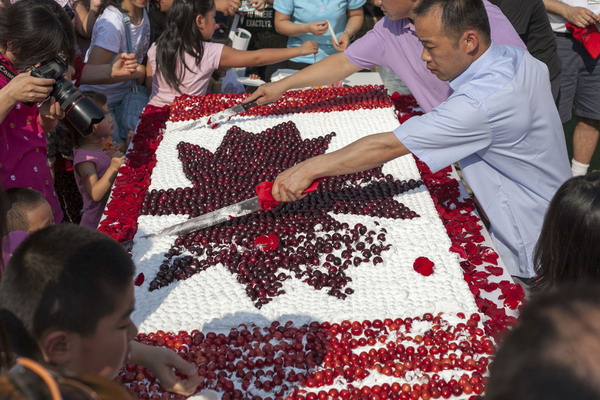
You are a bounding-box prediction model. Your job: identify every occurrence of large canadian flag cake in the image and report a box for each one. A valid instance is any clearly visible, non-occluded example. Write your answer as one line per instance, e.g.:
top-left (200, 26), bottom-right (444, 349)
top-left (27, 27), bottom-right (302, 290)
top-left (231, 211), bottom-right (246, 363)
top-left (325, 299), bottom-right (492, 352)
top-left (101, 86), bottom-right (524, 400)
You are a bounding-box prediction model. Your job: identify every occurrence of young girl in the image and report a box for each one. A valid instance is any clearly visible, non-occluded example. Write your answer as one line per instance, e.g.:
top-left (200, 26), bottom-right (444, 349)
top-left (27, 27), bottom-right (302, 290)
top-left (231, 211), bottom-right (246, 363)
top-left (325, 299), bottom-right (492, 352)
top-left (145, 0), bottom-right (318, 107)
top-left (71, 92), bottom-right (127, 229)
top-left (80, 0), bottom-right (151, 142)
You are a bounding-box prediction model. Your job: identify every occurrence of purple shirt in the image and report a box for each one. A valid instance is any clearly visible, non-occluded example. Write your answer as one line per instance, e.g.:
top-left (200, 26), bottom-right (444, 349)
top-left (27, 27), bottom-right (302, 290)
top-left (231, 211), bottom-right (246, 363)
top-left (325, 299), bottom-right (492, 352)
top-left (73, 148), bottom-right (112, 229)
top-left (345, 0), bottom-right (526, 112)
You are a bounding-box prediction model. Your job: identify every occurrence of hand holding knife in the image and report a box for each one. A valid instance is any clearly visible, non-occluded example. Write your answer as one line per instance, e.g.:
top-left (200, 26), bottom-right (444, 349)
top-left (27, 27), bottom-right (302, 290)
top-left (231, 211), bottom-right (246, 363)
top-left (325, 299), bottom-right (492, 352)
top-left (141, 179), bottom-right (322, 239)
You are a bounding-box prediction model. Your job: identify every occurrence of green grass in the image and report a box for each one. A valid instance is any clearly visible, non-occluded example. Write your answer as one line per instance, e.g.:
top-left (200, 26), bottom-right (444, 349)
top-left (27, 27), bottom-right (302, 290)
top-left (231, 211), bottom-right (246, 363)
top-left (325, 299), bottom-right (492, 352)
top-left (563, 118), bottom-right (600, 172)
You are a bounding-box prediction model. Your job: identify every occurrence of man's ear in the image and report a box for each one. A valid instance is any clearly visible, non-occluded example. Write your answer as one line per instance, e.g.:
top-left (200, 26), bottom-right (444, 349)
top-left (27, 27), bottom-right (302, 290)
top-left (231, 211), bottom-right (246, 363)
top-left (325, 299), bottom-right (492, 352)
top-left (39, 330), bottom-right (78, 367)
top-left (463, 30), bottom-right (479, 54)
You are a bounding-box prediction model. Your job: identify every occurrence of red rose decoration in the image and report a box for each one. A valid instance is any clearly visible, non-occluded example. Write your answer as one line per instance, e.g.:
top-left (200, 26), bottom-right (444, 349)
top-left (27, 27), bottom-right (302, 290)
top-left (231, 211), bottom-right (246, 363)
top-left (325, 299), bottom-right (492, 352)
top-left (254, 234), bottom-right (279, 252)
top-left (413, 257), bottom-right (435, 276)
top-left (134, 273), bottom-right (145, 286)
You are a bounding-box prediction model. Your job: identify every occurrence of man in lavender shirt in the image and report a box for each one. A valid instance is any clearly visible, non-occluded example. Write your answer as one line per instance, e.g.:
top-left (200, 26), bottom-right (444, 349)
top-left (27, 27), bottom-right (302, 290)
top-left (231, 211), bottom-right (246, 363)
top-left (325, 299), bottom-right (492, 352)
top-left (246, 0), bottom-right (525, 112)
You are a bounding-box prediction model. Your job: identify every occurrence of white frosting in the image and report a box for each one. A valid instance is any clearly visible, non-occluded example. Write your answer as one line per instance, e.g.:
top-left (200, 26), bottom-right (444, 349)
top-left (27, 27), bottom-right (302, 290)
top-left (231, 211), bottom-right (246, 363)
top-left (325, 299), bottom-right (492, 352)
top-left (130, 106), bottom-right (480, 334)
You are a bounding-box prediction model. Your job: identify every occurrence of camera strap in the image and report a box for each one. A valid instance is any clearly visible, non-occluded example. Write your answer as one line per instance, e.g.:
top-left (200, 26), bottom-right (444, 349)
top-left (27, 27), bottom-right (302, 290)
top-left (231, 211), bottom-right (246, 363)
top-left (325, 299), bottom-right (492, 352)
top-left (0, 60), bottom-right (17, 83)
top-left (120, 11), bottom-right (139, 95)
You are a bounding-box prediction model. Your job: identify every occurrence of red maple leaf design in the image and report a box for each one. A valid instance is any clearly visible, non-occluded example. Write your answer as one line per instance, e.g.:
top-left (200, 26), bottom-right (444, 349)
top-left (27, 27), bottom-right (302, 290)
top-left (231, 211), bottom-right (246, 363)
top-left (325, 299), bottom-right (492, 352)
top-left (143, 121), bottom-right (423, 308)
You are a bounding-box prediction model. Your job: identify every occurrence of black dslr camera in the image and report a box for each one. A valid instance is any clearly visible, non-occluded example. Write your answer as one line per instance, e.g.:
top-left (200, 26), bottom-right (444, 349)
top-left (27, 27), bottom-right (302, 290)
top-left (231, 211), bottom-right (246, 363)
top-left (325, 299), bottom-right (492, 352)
top-left (29, 56), bottom-right (105, 136)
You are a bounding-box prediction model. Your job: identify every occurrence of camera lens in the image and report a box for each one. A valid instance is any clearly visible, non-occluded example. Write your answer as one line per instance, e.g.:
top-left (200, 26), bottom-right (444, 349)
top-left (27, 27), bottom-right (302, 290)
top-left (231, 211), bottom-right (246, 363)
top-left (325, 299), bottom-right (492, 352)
top-left (53, 79), bottom-right (105, 136)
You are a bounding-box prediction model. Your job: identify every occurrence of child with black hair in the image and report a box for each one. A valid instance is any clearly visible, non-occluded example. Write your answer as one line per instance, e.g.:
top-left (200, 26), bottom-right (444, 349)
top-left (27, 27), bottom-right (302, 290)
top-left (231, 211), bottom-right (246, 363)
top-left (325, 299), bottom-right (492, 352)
top-left (2, 188), bottom-right (54, 270)
top-left (5, 188), bottom-right (54, 234)
top-left (145, 0), bottom-right (318, 107)
top-left (70, 91), bottom-right (128, 229)
top-left (0, 224), bottom-right (202, 396)
top-left (486, 284), bottom-right (600, 400)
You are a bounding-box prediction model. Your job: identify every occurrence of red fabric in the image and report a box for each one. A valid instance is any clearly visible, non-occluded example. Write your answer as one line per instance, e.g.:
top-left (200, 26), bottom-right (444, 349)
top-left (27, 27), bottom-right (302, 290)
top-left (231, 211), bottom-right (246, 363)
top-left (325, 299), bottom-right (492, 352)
top-left (566, 23), bottom-right (600, 59)
top-left (72, 55), bottom-right (85, 87)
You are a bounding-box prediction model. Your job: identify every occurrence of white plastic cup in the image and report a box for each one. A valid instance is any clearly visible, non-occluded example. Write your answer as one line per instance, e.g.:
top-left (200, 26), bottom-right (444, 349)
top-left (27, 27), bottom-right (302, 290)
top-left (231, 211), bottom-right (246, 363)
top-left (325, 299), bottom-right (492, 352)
top-left (230, 28), bottom-right (252, 51)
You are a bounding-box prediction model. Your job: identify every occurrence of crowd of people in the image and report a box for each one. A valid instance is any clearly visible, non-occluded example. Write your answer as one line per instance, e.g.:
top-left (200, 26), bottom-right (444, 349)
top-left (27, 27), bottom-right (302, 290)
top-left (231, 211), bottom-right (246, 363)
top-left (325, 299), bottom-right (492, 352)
top-left (1, 0), bottom-right (600, 398)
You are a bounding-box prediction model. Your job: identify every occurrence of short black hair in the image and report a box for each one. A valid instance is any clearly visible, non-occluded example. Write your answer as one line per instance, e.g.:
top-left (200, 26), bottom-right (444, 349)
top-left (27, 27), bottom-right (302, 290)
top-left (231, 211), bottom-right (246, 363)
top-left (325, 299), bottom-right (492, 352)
top-left (0, 224), bottom-right (135, 360)
top-left (5, 188), bottom-right (48, 233)
top-left (0, 0), bottom-right (75, 70)
top-left (486, 285), bottom-right (600, 400)
top-left (414, 0), bottom-right (491, 44)
top-left (534, 172), bottom-right (600, 294)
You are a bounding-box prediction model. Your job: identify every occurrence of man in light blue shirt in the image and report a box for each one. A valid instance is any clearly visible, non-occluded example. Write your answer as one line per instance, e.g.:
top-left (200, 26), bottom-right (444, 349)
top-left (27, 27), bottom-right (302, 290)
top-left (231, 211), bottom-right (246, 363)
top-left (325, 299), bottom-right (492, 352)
top-left (270, 0), bottom-right (571, 278)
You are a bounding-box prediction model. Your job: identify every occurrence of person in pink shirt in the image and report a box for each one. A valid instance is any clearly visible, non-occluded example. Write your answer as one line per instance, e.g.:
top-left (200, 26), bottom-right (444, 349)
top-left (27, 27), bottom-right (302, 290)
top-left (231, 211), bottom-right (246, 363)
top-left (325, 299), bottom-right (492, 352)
top-left (246, 0), bottom-right (526, 113)
top-left (71, 92), bottom-right (126, 229)
top-left (145, 0), bottom-right (319, 107)
top-left (0, 0), bottom-right (78, 224)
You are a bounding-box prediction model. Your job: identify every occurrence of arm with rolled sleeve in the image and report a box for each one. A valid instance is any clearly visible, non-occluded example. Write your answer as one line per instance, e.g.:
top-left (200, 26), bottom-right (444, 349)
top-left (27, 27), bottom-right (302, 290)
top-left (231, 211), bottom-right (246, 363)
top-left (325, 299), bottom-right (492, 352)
top-left (394, 95), bottom-right (492, 173)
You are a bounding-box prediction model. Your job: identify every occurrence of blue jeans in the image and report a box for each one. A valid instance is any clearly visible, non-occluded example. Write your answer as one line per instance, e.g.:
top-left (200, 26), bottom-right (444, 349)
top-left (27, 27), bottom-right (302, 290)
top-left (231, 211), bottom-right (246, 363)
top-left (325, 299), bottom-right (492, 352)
top-left (109, 84), bottom-right (149, 142)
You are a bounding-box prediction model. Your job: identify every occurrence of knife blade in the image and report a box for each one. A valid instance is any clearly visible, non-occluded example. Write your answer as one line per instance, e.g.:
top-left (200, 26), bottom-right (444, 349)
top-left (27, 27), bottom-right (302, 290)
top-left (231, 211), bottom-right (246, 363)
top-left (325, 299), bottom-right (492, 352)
top-left (141, 179), bottom-right (322, 239)
top-left (142, 196), bottom-right (261, 239)
top-left (207, 100), bottom-right (258, 125)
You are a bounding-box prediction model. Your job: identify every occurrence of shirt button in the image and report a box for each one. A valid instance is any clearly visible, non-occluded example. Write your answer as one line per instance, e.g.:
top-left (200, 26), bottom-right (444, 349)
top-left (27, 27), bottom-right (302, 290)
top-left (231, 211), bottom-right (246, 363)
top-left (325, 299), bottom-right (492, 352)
top-left (9, 123), bottom-right (14, 128)
top-left (45, 179), bottom-right (49, 185)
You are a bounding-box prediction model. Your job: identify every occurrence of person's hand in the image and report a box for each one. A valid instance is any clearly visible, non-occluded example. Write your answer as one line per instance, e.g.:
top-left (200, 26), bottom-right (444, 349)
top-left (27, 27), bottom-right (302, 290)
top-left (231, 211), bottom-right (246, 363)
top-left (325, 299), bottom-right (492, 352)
top-left (307, 21), bottom-right (328, 36)
top-left (39, 97), bottom-right (65, 121)
top-left (215, 0), bottom-right (241, 15)
top-left (563, 5), bottom-right (600, 28)
top-left (243, 80), bottom-right (286, 105)
top-left (3, 71), bottom-right (54, 105)
top-left (143, 346), bottom-right (203, 396)
top-left (90, 0), bottom-right (102, 12)
top-left (249, 0), bottom-right (267, 11)
top-left (298, 40), bottom-right (318, 56)
top-left (109, 152), bottom-right (126, 171)
top-left (272, 160), bottom-right (316, 202)
top-left (111, 53), bottom-right (139, 78)
top-left (333, 31), bottom-right (351, 51)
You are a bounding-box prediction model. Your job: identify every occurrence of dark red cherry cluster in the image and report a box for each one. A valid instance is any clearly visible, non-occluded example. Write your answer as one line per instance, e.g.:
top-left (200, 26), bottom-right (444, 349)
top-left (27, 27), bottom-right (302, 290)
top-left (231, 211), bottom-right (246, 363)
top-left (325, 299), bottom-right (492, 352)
top-left (169, 86), bottom-right (394, 123)
top-left (117, 313), bottom-right (492, 400)
top-left (143, 122), bottom-right (422, 307)
top-left (143, 122), bottom-right (333, 217)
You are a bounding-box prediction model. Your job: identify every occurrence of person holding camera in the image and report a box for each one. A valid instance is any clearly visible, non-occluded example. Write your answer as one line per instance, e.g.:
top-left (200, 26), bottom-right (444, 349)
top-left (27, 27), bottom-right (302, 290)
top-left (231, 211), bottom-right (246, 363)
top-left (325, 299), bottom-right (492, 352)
top-left (0, 0), bottom-right (78, 224)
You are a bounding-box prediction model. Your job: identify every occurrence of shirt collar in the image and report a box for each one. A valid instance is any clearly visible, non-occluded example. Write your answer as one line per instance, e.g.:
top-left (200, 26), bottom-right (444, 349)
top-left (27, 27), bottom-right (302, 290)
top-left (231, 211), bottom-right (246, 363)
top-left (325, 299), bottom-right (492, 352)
top-left (449, 42), bottom-right (500, 91)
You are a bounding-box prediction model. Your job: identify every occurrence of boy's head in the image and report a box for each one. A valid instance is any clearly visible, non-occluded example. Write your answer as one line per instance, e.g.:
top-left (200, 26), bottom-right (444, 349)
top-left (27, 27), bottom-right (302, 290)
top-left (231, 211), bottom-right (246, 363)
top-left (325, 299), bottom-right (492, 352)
top-left (486, 285), bottom-right (600, 400)
top-left (5, 188), bottom-right (54, 233)
top-left (0, 224), bottom-right (137, 378)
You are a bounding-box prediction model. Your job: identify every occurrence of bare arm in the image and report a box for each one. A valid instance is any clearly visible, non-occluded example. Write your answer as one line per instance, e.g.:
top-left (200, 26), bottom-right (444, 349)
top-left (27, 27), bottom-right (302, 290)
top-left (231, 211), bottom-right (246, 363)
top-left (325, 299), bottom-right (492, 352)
top-left (334, 7), bottom-right (364, 51)
top-left (543, 0), bottom-right (600, 27)
top-left (244, 52), bottom-right (361, 105)
top-left (76, 154), bottom-right (124, 202)
top-left (218, 40), bottom-right (318, 69)
top-left (274, 11), bottom-right (328, 37)
top-left (129, 342), bottom-right (202, 396)
top-left (73, 0), bottom-right (101, 39)
top-left (215, 0), bottom-right (242, 16)
top-left (272, 131), bottom-right (409, 202)
top-left (79, 53), bottom-right (145, 84)
top-left (86, 46), bottom-right (116, 65)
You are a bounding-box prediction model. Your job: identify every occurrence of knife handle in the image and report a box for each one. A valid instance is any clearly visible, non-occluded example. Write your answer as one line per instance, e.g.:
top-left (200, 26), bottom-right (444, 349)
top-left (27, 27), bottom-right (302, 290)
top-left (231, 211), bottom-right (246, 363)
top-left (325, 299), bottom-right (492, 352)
top-left (256, 179), bottom-right (323, 210)
top-left (241, 99), bottom-right (258, 111)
